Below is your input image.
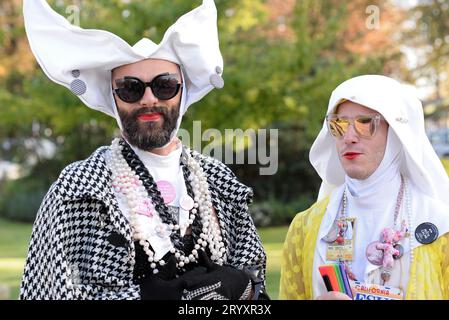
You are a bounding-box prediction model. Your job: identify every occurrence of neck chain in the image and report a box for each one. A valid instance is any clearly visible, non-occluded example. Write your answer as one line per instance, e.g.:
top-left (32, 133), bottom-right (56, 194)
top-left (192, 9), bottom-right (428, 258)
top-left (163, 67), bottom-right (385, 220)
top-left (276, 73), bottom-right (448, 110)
top-left (338, 174), bottom-right (409, 283)
top-left (340, 175), bottom-right (405, 229)
top-left (109, 138), bottom-right (225, 273)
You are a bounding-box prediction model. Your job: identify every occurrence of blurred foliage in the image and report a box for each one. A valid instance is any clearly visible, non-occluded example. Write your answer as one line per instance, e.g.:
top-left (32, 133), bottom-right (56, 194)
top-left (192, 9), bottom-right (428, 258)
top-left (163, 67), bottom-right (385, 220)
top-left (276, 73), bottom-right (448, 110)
top-left (0, 175), bottom-right (49, 222)
top-left (250, 193), bottom-right (314, 227)
top-left (403, 0), bottom-right (449, 99)
top-left (0, 0), bottom-right (408, 222)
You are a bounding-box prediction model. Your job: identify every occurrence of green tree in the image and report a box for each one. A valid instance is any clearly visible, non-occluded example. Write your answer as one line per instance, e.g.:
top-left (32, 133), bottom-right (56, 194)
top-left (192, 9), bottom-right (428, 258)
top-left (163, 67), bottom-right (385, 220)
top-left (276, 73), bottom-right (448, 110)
top-left (0, 0), bottom-right (406, 223)
top-left (403, 0), bottom-right (449, 99)
top-left (204, 0), bottom-right (406, 221)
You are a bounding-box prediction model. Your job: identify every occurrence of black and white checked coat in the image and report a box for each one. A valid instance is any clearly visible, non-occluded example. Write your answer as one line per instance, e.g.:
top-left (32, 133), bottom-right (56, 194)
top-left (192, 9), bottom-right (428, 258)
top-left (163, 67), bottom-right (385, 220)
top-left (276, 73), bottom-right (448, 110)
top-left (20, 145), bottom-right (266, 300)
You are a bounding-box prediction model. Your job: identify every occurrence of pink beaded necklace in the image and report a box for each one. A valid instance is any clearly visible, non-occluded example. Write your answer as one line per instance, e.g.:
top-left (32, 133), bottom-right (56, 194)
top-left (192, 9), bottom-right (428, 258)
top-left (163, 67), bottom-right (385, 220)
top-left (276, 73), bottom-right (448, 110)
top-left (338, 175), bottom-right (409, 283)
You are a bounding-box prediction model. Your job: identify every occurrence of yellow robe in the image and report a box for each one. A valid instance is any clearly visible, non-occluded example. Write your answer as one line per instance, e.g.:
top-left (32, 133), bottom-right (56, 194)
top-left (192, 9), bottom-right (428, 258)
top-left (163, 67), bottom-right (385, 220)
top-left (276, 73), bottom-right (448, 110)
top-left (279, 197), bottom-right (449, 300)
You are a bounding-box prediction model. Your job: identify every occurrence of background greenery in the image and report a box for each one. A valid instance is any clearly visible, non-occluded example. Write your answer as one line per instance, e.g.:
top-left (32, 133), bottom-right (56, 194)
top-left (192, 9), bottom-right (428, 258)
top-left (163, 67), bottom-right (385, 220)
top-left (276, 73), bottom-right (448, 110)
top-left (0, 218), bottom-right (32, 300)
top-left (0, 0), bottom-right (411, 223)
top-left (1, 0), bottom-right (449, 300)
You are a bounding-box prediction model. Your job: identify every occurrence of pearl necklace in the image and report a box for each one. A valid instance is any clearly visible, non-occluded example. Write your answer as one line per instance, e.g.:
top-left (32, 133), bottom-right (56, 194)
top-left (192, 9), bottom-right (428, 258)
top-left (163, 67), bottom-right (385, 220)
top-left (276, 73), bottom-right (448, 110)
top-left (337, 174), bottom-right (410, 283)
top-left (404, 175), bottom-right (416, 299)
top-left (109, 138), bottom-right (226, 273)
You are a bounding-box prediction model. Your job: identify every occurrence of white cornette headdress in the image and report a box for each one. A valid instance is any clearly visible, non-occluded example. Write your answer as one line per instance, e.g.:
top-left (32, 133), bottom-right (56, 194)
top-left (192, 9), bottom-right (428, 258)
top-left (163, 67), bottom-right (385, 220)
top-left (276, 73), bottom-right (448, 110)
top-left (310, 76), bottom-right (449, 296)
top-left (310, 75), bottom-right (449, 205)
top-left (23, 0), bottom-right (224, 136)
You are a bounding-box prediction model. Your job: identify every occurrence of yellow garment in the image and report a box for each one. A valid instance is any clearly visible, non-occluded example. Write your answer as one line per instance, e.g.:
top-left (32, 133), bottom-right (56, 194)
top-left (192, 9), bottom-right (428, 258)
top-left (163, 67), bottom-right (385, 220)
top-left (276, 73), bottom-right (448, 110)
top-left (279, 197), bottom-right (449, 300)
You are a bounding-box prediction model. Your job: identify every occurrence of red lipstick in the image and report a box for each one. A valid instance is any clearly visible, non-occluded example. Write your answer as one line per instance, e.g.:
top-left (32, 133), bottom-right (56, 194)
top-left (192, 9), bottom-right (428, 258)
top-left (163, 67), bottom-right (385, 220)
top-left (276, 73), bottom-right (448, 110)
top-left (138, 113), bottom-right (162, 121)
top-left (343, 152), bottom-right (362, 160)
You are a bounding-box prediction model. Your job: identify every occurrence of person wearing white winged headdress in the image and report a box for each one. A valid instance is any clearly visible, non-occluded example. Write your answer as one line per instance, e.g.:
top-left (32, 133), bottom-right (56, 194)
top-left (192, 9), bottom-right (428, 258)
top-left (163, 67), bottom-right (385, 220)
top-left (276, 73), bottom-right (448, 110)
top-left (280, 75), bottom-right (449, 300)
top-left (20, 0), bottom-right (267, 300)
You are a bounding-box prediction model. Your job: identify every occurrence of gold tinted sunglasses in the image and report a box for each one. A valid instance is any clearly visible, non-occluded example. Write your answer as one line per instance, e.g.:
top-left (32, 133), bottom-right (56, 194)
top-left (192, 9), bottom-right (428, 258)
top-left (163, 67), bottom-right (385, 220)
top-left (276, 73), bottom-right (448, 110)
top-left (325, 114), bottom-right (384, 139)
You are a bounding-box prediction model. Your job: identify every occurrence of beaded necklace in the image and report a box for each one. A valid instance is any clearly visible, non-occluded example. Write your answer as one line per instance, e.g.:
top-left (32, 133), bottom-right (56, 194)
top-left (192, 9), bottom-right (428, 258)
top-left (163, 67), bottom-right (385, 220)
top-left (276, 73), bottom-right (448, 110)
top-left (109, 138), bottom-right (225, 274)
top-left (336, 174), bottom-right (412, 285)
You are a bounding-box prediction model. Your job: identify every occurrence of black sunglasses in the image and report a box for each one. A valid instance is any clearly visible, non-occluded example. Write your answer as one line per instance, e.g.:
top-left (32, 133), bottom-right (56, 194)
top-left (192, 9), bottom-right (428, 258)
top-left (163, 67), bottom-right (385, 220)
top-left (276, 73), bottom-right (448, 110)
top-left (114, 72), bottom-right (181, 103)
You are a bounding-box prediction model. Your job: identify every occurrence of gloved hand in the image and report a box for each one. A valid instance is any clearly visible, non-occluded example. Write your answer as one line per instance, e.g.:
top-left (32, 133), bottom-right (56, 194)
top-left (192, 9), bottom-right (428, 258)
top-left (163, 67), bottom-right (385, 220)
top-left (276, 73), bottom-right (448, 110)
top-left (139, 254), bottom-right (187, 300)
top-left (179, 250), bottom-right (253, 300)
top-left (139, 249), bottom-right (260, 300)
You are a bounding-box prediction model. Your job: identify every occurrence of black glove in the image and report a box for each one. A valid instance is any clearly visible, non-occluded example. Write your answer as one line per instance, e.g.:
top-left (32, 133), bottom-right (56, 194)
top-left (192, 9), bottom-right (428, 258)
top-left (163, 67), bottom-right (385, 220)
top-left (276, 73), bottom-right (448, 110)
top-left (139, 254), bottom-right (187, 300)
top-left (138, 249), bottom-right (263, 300)
top-left (138, 251), bottom-right (211, 300)
top-left (179, 250), bottom-right (253, 300)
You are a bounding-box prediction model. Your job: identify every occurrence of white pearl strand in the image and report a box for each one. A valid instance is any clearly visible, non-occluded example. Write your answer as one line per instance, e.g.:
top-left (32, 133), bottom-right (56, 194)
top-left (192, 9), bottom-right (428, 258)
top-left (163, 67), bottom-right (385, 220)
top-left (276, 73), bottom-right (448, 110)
top-left (109, 138), bottom-right (225, 273)
top-left (404, 176), bottom-right (416, 299)
top-left (185, 152), bottom-right (226, 265)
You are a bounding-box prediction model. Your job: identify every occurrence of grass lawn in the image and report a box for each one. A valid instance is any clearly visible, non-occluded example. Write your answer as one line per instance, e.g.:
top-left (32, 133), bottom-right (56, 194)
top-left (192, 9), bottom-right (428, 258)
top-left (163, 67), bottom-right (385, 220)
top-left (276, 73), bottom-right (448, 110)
top-left (0, 217), bottom-right (288, 300)
top-left (0, 218), bottom-right (33, 300)
top-left (258, 226), bottom-right (288, 299)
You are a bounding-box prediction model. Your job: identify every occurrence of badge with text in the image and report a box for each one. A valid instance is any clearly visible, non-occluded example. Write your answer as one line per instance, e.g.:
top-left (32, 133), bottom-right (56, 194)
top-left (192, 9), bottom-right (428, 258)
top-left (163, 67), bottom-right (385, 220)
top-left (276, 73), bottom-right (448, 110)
top-left (156, 180), bottom-right (176, 204)
top-left (326, 217), bottom-right (356, 261)
top-left (350, 280), bottom-right (403, 300)
top-left (415, 222), bottom-right (438, 244)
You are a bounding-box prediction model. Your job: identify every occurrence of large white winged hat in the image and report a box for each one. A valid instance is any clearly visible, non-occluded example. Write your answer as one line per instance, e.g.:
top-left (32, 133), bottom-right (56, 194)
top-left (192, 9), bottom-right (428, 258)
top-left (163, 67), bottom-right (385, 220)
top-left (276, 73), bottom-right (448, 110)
top-left (23, 0), bottom-right (224, 120)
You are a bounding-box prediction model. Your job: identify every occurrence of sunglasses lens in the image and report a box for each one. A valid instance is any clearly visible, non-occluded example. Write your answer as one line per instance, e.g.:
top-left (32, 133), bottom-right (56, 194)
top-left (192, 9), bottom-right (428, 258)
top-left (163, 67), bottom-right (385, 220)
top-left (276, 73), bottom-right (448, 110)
top-left (152, 74), bottom-right (180, 100)
top-left (327, 115), bottom-right (379, 138)
top-left (328, 119), bottom-right (349, 137)
top-left (115, 74), bottom-right (181, 103)
top-left (354, 117), bottom-right (375, 137)
top-left (115, 78), bottom-right (145, 103)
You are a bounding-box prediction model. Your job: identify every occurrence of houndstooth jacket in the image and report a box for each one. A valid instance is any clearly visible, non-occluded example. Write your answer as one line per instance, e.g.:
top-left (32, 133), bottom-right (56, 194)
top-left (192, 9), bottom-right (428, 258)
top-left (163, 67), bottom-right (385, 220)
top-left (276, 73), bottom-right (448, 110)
top-left (20, 145), bottom-right (266, 300)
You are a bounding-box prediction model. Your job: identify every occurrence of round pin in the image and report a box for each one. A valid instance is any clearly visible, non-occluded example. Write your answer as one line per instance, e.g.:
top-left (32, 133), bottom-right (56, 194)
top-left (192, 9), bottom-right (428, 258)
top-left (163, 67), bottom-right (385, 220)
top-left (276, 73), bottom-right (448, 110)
top-left (70, 79), bottom-right (87, 95)
top-left (210, 74), bottom-right (224, 89)
top-left (393, 243), bottom-right (404, 260)
top-left (156, 180), bottom-right (176, 204)
top-left (365, 241), bottom-right (384, 266)
top-left (322, 221), bottom-right (339, 243)
top-left (180, 195), bottom-right (194, 211)
top-left (415, 222), bottom-right (439, 244)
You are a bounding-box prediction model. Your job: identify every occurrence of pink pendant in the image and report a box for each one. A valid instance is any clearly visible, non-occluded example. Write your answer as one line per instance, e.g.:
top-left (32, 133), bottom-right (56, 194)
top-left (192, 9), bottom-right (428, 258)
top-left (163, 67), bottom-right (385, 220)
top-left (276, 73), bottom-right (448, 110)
top-left (156, 180), bottom-right (176, 204)
top-left (366, 241), bottom-right (384, 266)
top-left (180, 195), bottom-right (194, 211)
top-left (135, 199), bottom-right (154, 217)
